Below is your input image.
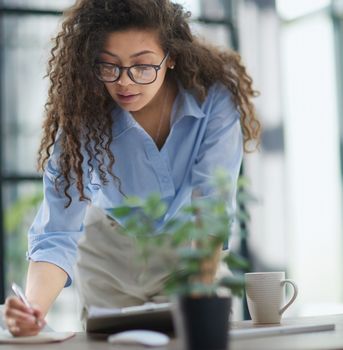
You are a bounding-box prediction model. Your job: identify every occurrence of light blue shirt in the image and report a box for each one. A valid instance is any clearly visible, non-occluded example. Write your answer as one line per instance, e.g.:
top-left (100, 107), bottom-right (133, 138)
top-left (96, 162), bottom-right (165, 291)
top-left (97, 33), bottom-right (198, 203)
top-left (27, 82), bottom-right (243, 287)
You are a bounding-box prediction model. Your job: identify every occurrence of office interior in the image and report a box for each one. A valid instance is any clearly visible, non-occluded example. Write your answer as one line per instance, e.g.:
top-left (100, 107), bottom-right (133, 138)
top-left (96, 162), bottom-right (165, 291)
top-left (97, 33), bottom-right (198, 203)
top-left (0, 0), bottom-right (342, 331)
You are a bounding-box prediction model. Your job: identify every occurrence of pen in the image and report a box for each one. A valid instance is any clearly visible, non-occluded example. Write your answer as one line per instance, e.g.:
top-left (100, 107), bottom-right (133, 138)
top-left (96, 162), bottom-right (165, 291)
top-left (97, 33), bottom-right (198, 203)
top-left (11, 282), bottom-right (40, 326)
top-left (11, 283), bottom-right (32, 308)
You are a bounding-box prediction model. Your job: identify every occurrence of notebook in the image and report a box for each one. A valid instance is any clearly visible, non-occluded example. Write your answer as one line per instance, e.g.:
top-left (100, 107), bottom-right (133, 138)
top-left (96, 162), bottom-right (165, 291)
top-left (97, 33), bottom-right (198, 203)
top-left (86, 302), bottom-right (173, 334)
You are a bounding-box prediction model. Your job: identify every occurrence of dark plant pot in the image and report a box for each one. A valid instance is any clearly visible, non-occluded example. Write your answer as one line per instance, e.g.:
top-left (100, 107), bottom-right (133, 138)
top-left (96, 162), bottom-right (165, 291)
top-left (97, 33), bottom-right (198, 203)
top-left (172, 295), bottom-right (231, 350)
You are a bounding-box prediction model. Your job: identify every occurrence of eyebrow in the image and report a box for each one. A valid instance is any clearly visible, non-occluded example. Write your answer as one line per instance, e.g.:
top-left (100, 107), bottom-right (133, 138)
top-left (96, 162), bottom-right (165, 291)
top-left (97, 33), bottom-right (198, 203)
top-left (100, 50), bottom-right (157, 58)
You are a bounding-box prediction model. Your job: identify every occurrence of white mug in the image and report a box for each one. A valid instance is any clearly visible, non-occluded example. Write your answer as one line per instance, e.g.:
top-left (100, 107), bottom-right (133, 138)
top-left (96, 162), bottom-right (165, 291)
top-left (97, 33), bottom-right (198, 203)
top-left (245, 272), bottom-right (298, 324)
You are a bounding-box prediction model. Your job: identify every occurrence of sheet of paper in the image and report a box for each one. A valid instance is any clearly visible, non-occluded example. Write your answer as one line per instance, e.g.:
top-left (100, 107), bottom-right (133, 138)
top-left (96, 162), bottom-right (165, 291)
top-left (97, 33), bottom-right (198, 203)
top-left (88, 306), bottom-right (122, 318)
top-left (88, 302), bottom-right (171, 318)
top-left (0, 330), bottom-right (75, 344)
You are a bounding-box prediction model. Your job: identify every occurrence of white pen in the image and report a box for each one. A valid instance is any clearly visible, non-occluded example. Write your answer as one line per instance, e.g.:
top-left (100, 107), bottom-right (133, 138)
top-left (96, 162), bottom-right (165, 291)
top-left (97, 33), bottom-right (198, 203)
top-left (11, 282), bottom-right (40, 326)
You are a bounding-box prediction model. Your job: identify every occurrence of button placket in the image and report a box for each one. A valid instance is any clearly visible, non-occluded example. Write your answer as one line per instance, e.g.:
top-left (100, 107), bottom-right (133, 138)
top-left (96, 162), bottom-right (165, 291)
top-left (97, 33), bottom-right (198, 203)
top-left (144, 140), bottom-right (175, 197)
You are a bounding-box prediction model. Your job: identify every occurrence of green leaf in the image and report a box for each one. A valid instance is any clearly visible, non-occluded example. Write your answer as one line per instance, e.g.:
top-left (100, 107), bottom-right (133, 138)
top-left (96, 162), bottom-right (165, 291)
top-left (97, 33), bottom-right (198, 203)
top-left (177, 247), bottom-right (212, 260)
top-left (237, 191), bottom-right (258, 204)
top-left (123, 196), bottom-right (144, 207)
top-left (237, 227), bottom-right (249, 239)
top-left (236, 210), bottom-right (251, 222)
top-left (5, 192), bottom-right (43, 232)
top-left (182, 205), bottom-right (197, 215)
top-left (141, 194), bottom-right (167, 219)
top-left (223, 252), bottom-right (250, 271)
top-left (188, 283), bottom-right (218, 296)
top-left (111, 206), bottom-right (132, 217)
top-left (218, 275), bottom-right (245, 297)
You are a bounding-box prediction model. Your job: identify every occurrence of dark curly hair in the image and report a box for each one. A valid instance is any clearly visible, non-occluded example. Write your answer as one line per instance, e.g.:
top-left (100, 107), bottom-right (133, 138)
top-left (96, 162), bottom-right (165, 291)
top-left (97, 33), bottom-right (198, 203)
top-left (38, 0), bottom-right (260, 207)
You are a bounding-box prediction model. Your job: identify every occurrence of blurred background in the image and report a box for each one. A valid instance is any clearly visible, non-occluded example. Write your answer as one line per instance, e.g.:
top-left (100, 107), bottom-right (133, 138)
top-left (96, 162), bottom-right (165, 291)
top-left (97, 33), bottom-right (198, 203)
top-left (0, 0), bottom-right (342, 331)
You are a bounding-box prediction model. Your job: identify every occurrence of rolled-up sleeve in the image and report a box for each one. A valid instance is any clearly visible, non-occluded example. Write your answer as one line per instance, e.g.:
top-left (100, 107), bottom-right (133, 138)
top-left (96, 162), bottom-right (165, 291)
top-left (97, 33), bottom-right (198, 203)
top-left (190, 85), bottom-right (243, 248)
top-left (27, 155), bottom-right (89, 287)
top-left (191, 84), bottom-right (243, 206)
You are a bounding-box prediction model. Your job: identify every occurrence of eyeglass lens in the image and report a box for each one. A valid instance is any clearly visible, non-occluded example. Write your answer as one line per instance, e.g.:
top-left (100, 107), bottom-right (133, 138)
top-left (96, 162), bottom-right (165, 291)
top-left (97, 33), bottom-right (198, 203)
top-left (95, 64), bottom-right (157, 84)
top-left (94, 52), bottom-right (169, 84)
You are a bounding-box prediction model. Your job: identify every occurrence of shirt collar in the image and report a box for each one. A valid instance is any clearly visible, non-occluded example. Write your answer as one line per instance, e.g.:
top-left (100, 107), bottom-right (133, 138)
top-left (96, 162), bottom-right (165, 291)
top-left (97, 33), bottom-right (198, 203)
top-left (173, 81), bottom-right (206, 121)
top-left (111, 108), bottom-right (136, 138)
top-left (112, 82), bottom-right (206, 138)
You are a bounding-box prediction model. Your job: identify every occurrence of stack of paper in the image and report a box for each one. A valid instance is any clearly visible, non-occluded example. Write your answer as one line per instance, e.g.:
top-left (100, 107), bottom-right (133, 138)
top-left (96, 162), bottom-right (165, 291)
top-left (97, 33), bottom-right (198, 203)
top-left (0, 331), bottom-right (75, 344)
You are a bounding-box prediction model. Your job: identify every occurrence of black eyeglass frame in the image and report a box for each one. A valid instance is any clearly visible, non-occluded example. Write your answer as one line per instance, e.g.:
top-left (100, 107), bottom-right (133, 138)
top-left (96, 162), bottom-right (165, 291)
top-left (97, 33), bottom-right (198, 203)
top-left (94, 52), bottom-right (170, 85)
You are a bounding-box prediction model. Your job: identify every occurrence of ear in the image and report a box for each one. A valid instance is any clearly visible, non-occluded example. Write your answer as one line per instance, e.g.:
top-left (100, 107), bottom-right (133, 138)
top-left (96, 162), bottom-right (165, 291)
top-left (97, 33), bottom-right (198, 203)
top-left (167, 57), bottom-right (175, 69)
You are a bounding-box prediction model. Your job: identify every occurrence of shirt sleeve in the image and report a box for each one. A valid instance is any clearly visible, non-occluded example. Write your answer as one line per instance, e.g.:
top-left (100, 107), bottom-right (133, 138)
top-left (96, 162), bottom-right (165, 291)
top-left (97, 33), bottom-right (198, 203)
top-left (27, 146), bottom-right (90, 287)
top-left (191, 83), bottom-right (243, 212)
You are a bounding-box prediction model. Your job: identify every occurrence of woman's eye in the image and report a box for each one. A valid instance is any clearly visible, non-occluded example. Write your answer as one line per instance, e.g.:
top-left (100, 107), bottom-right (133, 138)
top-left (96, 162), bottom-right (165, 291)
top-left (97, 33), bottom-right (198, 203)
top-left (101, 65), bottom-right (115, 73)
top-left (137, 66), bottom-right (151, 71)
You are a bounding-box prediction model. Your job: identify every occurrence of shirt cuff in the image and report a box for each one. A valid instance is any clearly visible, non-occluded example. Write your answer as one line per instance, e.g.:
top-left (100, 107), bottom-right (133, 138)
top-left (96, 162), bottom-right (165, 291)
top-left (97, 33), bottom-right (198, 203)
top-left (26, 250), bottom-right (72, 287)
top-left (27, 231), bottom-right (83, 288)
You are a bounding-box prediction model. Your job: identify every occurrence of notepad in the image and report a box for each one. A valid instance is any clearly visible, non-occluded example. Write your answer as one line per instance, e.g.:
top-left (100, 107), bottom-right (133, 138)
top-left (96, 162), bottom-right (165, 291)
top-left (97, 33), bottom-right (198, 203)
top-left (0, 330), bottom-right (75, 344)
top-left (230, 322), bottom-right (335, 340)
top-left (86, 302), bottom-right (173, 333)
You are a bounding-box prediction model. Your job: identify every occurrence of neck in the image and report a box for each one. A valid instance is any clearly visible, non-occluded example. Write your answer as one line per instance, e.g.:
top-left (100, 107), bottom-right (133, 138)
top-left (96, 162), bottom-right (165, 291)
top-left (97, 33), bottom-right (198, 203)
top-left (132, 78), bottom-right (176, 121)
top-left (131, 78), bottom-right (178, 149)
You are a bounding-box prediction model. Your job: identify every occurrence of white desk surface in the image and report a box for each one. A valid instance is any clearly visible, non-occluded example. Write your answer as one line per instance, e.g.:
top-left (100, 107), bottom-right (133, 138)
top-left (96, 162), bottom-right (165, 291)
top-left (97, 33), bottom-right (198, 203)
top-left (230, 314), bottom-right (343, 350)
top-left (1, 305), bottom-right (342, 350)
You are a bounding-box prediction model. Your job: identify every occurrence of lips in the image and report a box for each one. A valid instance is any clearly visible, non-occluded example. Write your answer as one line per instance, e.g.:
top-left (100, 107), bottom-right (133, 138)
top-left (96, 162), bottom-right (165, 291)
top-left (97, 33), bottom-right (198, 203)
top-left (116, 92), bottom-right (141, 104)
top-left (117, 92), bottom-right (137, 97)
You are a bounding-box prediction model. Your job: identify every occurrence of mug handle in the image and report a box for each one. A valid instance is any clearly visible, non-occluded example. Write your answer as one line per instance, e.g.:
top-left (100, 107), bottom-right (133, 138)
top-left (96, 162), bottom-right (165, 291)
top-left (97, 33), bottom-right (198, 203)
top-left (279, 279), bottom-right (298, 315)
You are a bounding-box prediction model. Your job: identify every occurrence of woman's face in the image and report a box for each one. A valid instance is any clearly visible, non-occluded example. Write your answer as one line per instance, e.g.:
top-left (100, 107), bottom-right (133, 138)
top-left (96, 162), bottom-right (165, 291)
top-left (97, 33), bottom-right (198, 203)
top-left (97, 29), bottom-right (173, 112)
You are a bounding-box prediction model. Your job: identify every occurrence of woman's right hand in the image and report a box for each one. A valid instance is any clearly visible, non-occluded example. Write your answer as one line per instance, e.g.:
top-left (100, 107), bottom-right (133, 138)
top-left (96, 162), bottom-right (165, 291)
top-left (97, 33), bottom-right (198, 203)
top-left (3, 296), bottom-right (46, 337)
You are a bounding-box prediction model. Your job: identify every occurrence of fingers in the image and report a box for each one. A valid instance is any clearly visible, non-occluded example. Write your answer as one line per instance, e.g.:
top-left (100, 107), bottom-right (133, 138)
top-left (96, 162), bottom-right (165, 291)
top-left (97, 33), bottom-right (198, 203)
top-left (6, 315), bottom-right (46, 337)
top-left (10, 318), bottom-right (46, 336)
top-left (5, 296), bottom-right (34, 315)
top-left (32, 306), bottom-right (45, 321)
top-left (4, 296), bottom-right (46, 337)
top-left (5, 308), bottom-right (37, 324)
top-left (8, 321), bottom-right (42, 337)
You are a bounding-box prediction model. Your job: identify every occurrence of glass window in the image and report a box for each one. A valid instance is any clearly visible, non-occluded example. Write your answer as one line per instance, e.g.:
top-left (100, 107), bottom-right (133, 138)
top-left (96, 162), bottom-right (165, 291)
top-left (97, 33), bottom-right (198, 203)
top-left (4, 182), bottom-right (42, 294)
top-left (2, 15), bottom-right (59, 175)
top-left (276, 0), bottom-right (330, 20)
top-left (199, 0), bottom-right (228, 20)
top-left (3, 181), bottom-right (83, 331)
top-left (174, 0), bottom-right (200, 17)
top-left (281, 11), bottom-right (343, 315)
top-left (1, 0), bottom-right (74, 11)
top-left (191, 22), bottom-right (232, 48)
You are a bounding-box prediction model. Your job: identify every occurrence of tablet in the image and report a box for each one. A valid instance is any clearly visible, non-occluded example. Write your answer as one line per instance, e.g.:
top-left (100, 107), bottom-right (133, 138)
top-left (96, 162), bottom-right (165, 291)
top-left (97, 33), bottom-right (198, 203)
top-left (86, 302), bottom-right (174, 334)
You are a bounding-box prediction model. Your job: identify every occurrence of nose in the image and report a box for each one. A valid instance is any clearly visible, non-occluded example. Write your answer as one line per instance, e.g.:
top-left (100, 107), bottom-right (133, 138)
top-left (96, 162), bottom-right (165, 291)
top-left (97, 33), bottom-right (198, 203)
top-left (116, 68), bottom-right (132, 86)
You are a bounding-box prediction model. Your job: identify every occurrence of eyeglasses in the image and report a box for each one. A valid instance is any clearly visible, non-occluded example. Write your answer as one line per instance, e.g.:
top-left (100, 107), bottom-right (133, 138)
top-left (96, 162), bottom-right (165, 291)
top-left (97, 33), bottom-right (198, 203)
top-left (94, 52), bottom-right (170, 85)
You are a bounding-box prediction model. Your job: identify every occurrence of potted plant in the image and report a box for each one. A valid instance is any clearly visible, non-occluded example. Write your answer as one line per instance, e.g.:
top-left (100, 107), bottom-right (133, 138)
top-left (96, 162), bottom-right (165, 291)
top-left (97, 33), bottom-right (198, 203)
top-left (112, 169), bottom-right (252, 350)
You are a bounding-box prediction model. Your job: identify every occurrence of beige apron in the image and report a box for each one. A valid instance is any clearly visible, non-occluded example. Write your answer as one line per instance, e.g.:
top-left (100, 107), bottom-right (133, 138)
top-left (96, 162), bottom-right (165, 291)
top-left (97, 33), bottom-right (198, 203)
top-left (74, 205), bottom-right (176, 324)
top-left (74, 205), bottom-right (230, 325)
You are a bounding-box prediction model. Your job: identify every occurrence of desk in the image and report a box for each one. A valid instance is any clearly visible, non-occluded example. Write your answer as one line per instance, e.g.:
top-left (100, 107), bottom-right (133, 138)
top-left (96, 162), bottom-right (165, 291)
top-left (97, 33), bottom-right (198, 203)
top-left (1, 314), bottom-right (343, 349)
top-left (231, 314), bottom-right (343, 350)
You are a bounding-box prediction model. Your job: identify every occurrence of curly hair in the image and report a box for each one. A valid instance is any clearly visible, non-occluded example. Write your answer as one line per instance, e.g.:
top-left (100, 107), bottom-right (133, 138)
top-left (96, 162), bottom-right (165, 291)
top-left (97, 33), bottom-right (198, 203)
top-left (38, 0), bottom-right (260, 207)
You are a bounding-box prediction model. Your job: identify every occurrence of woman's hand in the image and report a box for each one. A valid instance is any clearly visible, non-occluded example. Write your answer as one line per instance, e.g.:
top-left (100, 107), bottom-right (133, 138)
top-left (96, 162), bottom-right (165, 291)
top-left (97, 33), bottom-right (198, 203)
top-left (3, 296), bottom-right (46, 337)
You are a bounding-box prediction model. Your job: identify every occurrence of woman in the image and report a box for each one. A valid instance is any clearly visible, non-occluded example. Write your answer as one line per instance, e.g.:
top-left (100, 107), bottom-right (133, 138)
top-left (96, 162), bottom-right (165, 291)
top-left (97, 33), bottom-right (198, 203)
top-left (4, 0), bottom-right (260, 336)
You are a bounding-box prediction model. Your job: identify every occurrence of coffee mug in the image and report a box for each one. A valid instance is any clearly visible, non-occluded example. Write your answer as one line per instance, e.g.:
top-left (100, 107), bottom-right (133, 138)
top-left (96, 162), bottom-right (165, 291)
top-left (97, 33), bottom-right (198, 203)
top-left (245, 272), bottom-right (298, 324)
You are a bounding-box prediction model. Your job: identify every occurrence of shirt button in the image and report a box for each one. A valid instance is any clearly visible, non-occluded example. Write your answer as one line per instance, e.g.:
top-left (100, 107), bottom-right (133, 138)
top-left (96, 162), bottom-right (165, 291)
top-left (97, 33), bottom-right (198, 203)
top-left (162, 176), bottom-right (169, 183)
